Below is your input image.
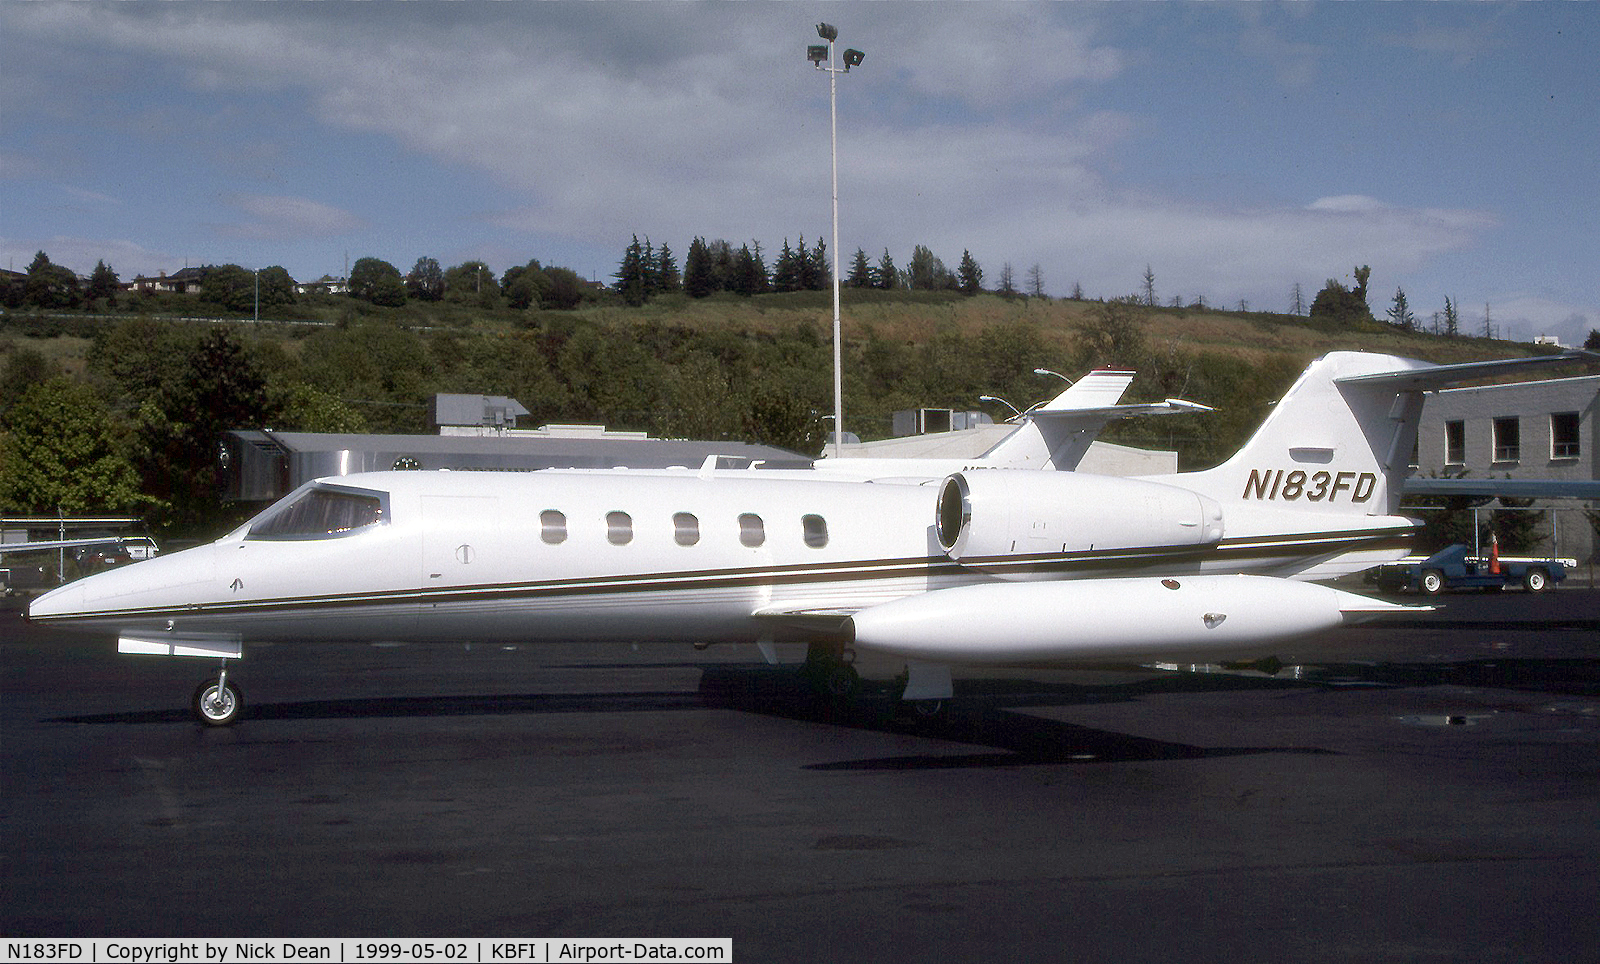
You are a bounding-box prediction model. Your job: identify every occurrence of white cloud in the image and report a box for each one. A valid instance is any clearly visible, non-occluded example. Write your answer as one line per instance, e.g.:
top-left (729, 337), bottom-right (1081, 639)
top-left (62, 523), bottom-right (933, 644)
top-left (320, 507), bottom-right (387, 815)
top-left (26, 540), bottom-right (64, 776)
top-left (216, 194), bottom-right (366, 241)
top-left (0, 236), bottom-right (176, 279)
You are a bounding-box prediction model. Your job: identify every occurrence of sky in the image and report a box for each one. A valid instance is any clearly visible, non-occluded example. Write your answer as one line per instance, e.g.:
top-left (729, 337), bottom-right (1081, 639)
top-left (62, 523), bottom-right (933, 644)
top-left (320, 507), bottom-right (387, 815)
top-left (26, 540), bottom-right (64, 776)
top-left (3, 3), bottom-right (1596, 346)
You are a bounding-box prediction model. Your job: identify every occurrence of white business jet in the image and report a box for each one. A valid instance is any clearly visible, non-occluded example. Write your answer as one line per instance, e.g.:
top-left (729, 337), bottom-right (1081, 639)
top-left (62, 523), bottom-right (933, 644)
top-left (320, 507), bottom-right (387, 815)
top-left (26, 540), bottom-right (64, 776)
top-left (26, 350), bottom-right (1591, 725)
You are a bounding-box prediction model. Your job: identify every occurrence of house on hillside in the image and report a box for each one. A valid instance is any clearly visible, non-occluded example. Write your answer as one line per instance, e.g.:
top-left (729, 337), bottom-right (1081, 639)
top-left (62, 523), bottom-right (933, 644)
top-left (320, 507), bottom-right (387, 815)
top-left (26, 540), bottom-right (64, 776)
top-left (130, 267), bottom-right (207, 294)
top-left (294, 275), bottom-right (348, 296)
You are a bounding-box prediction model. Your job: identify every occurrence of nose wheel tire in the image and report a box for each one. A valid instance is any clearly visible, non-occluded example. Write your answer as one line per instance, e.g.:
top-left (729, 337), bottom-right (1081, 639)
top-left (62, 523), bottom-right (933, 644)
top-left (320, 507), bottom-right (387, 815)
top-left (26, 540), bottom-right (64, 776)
top-left (192, 678), bottom-right (244, 726)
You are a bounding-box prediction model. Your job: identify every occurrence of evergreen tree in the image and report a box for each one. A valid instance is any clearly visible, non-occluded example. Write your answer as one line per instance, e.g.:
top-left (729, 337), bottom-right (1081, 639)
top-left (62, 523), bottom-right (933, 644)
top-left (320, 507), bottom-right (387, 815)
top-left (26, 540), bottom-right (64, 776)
top-left (615, 235), bottom-right (647, 306)
top-left (958, 250), bottom-right (984, 296)
top-left (876, 249), bottom-right (898, 290)
top-left (657, 242), bottom-right (681, 293)
top-left (773, 239), bottom-right (800, 293)
top-left (87, 260), bottom-right (121, 307)
top-left (684, 237), bottom-right (716, 298)
top-left (1386, 287), bottom-right (1415, 331)
top-left (808, 237), bottom-right (829, 291)
top-left (847, 248), bottom-right (873, 288)
top-left (1443, 296), bottom-right (1459, 337)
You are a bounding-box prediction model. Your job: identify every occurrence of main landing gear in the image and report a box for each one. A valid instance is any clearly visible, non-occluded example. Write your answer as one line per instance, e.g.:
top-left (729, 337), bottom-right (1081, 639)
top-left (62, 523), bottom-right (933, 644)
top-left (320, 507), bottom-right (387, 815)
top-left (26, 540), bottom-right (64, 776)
top-left (803, 641), bottom-right (861, 700)
top-left (191, 659), bottom-right (244, 726)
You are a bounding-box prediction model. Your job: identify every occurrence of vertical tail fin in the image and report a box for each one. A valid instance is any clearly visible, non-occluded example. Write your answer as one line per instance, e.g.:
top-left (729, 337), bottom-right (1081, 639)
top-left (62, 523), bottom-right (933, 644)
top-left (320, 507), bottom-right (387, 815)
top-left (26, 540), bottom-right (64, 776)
top-left (1166, 350), bottom-right (1596, 516)
top-left (1167, 352), bottom-right (1431, 516)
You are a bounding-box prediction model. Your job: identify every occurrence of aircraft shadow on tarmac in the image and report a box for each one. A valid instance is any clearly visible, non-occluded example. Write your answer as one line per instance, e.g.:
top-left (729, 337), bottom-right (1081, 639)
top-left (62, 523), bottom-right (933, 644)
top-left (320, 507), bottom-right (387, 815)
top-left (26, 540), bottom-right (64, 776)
top-left (46, 655), bottom-right (1598, 769)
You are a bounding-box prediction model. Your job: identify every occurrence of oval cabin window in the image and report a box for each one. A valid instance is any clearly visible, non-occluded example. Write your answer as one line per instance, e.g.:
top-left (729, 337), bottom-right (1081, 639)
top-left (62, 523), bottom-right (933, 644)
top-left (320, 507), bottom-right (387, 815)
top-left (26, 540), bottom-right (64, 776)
top-left (738, 513), bottom-right (765, 548)
top-left (673, 512), bottom-right (700, 547)
top-left (607, 511), bottom-right (633, 546)
top-left (540, 510), bottom-right (567, 545)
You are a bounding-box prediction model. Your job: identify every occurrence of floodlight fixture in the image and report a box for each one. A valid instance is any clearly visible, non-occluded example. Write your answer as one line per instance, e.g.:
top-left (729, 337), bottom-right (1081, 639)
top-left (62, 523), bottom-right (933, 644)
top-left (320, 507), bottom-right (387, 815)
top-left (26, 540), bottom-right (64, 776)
top-left (1033, 367), bottom-right (1074, 384)
top-left (805, 23), bottom-right (866, 458)
top-left (979, 395), bottom-right (1023, 418)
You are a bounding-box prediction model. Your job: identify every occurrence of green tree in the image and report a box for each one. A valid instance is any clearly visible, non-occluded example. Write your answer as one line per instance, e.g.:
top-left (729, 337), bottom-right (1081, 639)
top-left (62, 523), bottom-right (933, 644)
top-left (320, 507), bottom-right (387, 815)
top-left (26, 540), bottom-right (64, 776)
top-left (542, 266), bottom-right (586, 310)
top-left (86, 260), bottom-right (121, 307)
top-left (615, 236), bottom-right (647, 306)
top-left (876, 249), bottom-right (898, 290)
top-left (444, 261), bottom-right (501, 308)
top-left (349, 257), bottom-right (407, 307)
top-left (1443, 296), bottom-right (1460, 337)
top-left (503, 261), bottom-right (553, 310)
top-left (1080, 301), bottom-right (1147, 369)
top-left (846, 248), bottom-right (873, 288)
top-left (0, 378), bottom-right (146, 514)
top-left (958, 250), bottom-right (984, 296)
top-left (135, 329), bottom-right (277, 534)
top-left (199, 265), bottom-right (256, 312)
top-left (1386, 287), bottom-right (1415, 331)
top-left (684, 238), bottom-right (716, 298)
top-left (257, 266), bottom-right (297, 309)
top-left (406, 257), bottom-right (445, 301)
top-left (272, 383), bottom-right (368, 433)
top-left (1309, 279), bottom-right (1372, 325)
top-left (25, 252), bottom-right (82, 309)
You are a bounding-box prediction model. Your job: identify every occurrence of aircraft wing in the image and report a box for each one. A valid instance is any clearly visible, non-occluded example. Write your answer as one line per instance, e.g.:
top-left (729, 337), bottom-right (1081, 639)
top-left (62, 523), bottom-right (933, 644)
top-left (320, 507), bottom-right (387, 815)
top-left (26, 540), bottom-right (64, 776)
top-left (0, 536), bottom-right (129, 555)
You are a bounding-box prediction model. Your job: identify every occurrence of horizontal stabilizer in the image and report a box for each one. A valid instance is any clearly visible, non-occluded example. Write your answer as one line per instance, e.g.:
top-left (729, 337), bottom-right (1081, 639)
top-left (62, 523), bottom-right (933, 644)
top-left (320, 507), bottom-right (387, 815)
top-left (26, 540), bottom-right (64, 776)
top-left (1335, 350), bottom-right (1597, 392)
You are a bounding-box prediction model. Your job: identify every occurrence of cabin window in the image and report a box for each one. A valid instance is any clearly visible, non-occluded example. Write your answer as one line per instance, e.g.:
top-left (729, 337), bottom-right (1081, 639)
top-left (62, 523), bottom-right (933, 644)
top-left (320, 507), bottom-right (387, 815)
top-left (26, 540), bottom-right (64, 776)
top-left (607, 511), bottom-right (633, 546)
top-left (738, 513), bottom-right (765, 548)
top-left (802, 514), bottom-right (828, 549)
top-left (1493, 417), bottom-right (1520, 463)
top-left (247, 485), bottom-right (386, 541)
top-left (1444, 420), bottom-right (1465, 466)
top-left (540, 510), bottom-right (567, 545)
top-left (673, 512), bottom-right (700, 547)
top-left (1551, 412), bottom-right (1580, 460)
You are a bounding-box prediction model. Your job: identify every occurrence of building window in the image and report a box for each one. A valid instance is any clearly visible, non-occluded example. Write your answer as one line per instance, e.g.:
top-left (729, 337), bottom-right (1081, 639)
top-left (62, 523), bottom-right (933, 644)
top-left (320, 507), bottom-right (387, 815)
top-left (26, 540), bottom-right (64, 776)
top-left (1492, 417), bottom-right (1520, 463)
top-left (607, 511), bottom-right (633, 546)
top-left (738, 513), bottom-right (765, 548)
top-left (1551, 412), bottom-right (1581, 460)
top-left (540, 510), bottom-right (567, 545)
top-left (673, 512), bottom-right (700, 546)
top-left (802, 514), bottom-right (829, 549)
top-left (1444, 421), bottom-right (1465, 466)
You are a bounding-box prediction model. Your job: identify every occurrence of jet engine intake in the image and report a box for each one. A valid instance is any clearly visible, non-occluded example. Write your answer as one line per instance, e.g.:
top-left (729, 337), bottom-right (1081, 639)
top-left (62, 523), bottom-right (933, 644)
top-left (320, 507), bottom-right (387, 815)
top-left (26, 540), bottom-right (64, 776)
top-left (935, 470), bottom-right (1224, 564)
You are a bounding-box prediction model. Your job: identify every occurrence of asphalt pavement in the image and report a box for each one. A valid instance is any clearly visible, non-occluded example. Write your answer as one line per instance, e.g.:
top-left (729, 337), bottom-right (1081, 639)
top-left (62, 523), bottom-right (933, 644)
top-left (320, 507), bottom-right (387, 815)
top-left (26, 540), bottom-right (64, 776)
top-left (3, 589), bottom-right (1597, 962)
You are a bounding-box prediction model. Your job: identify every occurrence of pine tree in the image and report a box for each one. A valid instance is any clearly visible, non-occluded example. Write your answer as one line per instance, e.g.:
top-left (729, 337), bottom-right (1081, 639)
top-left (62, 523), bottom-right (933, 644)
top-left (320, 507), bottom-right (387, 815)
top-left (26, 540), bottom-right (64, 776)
top-left (809, 237), bottom-right (829, 290)
top-left (876, 249), bottom-right (898, 290)
top-left (615, 235), bottom-right (646, 306)
top-left (657, 242), bottom-right (680, 293)
top-left (1443, 296), bottom-right (1459, 337)
top-left (958, 250), bottom-right (983, 295)
top-left (1386, 287), bottom-right (1415, 331)
top-left (684, 237), bottom-right (715, 298)
top-left (847, 248), bottom-right (873, 288)
top-left (773, 239), bottom-right (800, 293)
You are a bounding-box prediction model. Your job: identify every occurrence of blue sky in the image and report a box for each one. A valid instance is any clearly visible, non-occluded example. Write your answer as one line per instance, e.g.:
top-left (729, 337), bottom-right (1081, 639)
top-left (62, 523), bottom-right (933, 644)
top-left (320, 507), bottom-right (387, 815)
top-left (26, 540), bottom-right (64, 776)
top-left (3, 3), bottom-right (1595, 346)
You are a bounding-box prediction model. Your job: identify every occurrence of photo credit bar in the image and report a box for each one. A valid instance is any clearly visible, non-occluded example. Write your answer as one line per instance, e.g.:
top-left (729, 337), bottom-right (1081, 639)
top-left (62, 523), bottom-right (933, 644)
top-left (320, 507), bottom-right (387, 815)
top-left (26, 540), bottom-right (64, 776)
top-left (11, 941), bottom-right (733, 963)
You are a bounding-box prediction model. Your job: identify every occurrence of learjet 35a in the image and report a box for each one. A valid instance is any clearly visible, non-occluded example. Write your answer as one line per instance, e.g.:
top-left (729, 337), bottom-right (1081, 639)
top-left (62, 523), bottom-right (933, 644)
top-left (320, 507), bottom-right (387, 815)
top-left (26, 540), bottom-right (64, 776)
top-left (26, 350), bottom-right (1593, 725)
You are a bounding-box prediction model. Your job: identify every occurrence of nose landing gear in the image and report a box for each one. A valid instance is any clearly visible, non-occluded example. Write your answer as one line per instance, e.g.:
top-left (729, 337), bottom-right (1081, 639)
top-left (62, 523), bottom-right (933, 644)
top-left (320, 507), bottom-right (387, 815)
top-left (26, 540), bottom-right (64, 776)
top-left (192, 659), bottom-right (244, 726)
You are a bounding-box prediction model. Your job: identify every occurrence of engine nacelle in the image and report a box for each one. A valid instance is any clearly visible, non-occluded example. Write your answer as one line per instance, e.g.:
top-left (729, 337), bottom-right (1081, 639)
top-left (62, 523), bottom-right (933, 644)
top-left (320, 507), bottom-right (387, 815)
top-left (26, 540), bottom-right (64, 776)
top-left (935, 470), bottom-right (1224, 565)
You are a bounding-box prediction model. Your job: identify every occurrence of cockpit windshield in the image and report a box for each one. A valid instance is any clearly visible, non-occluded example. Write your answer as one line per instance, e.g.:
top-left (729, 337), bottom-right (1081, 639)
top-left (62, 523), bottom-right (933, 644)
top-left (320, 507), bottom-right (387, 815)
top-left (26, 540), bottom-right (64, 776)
top-left (246, 485), bottom-right (388, 541)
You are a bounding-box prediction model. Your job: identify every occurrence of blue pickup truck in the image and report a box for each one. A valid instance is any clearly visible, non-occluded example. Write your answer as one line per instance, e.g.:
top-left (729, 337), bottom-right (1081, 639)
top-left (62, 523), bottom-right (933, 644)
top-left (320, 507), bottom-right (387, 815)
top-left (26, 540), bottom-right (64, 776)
top-left (1369, 544), bottom-right (1569, 594)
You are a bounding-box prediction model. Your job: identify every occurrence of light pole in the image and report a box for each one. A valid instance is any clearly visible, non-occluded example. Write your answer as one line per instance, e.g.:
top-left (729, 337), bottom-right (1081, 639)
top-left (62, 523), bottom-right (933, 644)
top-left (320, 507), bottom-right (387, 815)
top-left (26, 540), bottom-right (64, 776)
top-left (808, 23), bottom-right (864, 457)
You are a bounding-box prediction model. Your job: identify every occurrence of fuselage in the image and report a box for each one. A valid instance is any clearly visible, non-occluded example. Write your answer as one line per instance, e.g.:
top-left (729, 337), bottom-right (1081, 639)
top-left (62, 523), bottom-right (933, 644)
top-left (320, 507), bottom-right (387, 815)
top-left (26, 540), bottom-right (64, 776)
top-left (28, 467), bottom-right (1415, 647)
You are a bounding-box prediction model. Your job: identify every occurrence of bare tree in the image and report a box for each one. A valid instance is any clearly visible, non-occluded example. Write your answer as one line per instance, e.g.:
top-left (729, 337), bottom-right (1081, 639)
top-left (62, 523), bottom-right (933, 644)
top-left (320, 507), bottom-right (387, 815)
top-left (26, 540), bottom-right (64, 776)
top-left (1027, 263), bottom-right (1045, 298)
top-left (1290, 282), bottom-right (1306, 316)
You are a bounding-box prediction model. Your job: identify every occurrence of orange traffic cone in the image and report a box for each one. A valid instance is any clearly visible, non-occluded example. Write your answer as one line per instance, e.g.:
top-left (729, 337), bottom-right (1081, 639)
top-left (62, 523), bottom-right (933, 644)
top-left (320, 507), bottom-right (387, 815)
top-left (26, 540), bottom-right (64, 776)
top-left (1489, 533), bottom-right (1501, 575)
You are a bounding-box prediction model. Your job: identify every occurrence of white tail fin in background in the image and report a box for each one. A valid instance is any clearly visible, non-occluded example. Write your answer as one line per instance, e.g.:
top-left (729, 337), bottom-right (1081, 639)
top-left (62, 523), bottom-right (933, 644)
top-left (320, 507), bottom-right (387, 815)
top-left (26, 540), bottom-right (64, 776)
top-left (985, 370), bottom-right (1211, 470)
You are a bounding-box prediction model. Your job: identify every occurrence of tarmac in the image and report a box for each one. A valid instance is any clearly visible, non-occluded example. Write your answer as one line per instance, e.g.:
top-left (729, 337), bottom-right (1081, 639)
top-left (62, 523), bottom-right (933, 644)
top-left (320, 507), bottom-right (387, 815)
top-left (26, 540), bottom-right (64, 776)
top-left (3, 589), bottom-right (1598, 962)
